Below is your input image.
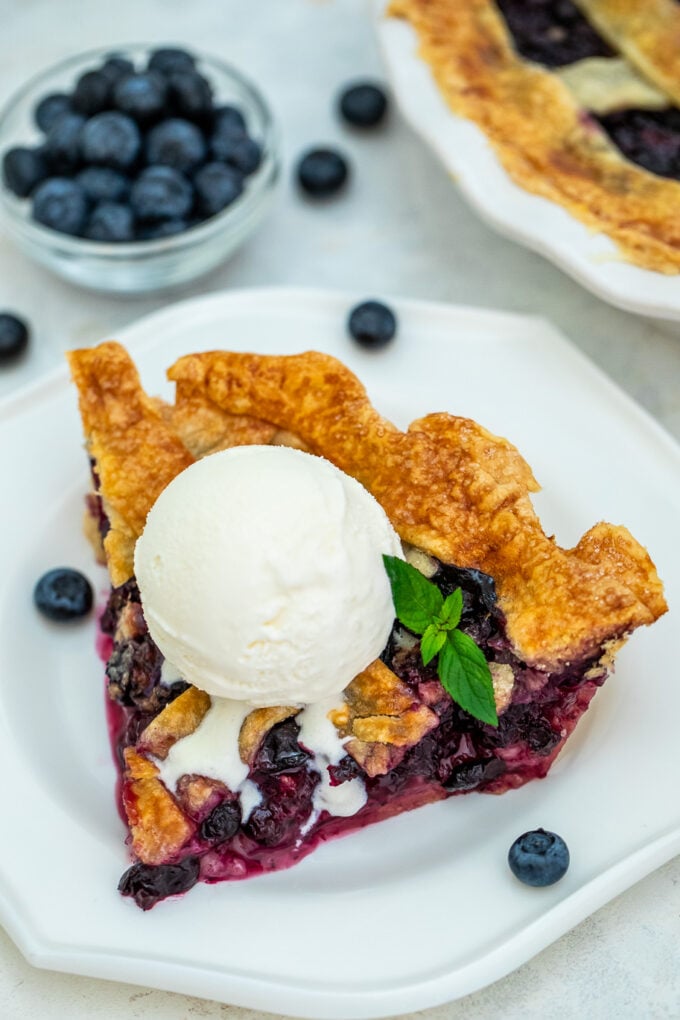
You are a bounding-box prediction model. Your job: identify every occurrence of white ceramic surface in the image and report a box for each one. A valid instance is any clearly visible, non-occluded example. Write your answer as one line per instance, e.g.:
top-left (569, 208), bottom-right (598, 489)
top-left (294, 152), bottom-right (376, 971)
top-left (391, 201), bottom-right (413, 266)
top-left (0, 287), bottom-right (678, 1019)
top-left (374, 2), bottom-right (680, 321)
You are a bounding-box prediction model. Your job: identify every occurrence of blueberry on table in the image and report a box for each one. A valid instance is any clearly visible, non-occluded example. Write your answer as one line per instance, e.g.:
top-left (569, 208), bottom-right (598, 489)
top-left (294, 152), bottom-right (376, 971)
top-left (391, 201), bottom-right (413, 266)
top-left (34, 92), bottom-right (72, 133)
top-left (44, 112), bottom-right (86, 172)
top-left (348, 300), bottom-right (397, 348)
top-left (339, 82), bottom-right (389, 128)
top-left (130, 165), bottom-right (193, 221)
top-left (75, 166), bottom-right (130, 203)
top-left (85, 200), bottom-right (135, 242)
top-left (71, 69), bottom-right (112, 116)
top-left (148, 47), bottom-right (196, 77)
top-left (146, 117), bottom-right (206, 172)
top-left (0, 313), bottom-right (29, 363)
top-left (80, 111), bottom-right (141, 170)
top-left (32, 177), bottom-right (88, 236)
top-left (34, 567), bottom-right (93, 621)
top-left (167, 69), bottom-right (213, 121)
top-left (296, 147), bottom-right (349, 197)
top-left (113, 71), bottom-right (167, 123)
top-left (508, 828), bottom-right (570, 887)
top-left (193, 161), bottom-right (243, 216)
top-left (2, 146), bottom-right (48, 197)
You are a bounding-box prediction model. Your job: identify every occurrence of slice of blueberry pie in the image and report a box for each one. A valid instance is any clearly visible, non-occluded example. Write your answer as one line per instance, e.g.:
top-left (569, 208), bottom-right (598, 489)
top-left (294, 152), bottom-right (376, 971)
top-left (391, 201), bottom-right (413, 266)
top-left (68, 342), bottom-right (666, 909)
top-left (389, 0), bottom-right (680, 273)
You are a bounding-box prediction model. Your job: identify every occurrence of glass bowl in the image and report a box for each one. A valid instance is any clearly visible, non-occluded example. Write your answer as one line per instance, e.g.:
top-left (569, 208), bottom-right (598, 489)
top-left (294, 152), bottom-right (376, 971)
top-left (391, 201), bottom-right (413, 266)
top-left (0, 45), bottom-right (280, 293)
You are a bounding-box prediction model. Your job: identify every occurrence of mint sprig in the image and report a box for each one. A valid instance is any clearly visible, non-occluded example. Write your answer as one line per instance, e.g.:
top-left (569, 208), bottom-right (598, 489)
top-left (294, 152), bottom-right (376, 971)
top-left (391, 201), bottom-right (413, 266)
top-left (383, 555), bottom-right (498, 727)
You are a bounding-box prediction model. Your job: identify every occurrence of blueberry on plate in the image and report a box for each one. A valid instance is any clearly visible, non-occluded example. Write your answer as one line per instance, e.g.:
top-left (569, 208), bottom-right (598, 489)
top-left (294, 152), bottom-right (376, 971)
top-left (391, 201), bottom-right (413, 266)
top-left (34, 92), bottom-right (72, 133)
top-left (85, 200), bottom-right (135, 242)
top-left (296, 147), bottom-right (349, 197)
top-left (508, 828), bottom-right (570, 887)
top-left (75, 166), bottom-right (130, 203)
top-left (71, 69), bottom-right (112, 116)
top-left (338, 81), bottom-right (388, 128)
top-left (347, 300), bottom-right (397, 348)
top-left (199, 801), bottom-right (241, 843)
top-left (146, 117), bottom-right (206, 173)
top-left (148, 47), bottom-right (196, 77)
top-left (193, 161), bottom-right (243, 216)
top-left (167, 69), bottom-right (213, 121)
top-left (80, 111), bottom-right (141, 170)
top-left (44, 112), bottom-right (86, 172)
top-left (34, 567), bottom-right (93, 621)
top-left (32, 177), bottom-right (88, 236)
top-left (130, 165), bottom-right (193, 221)
top-left (114, 71), bottom-right (168, 123)
top-left (2, 146), bottom-right (48, 197)
top-left (0, 313), bottom-right (29, 364)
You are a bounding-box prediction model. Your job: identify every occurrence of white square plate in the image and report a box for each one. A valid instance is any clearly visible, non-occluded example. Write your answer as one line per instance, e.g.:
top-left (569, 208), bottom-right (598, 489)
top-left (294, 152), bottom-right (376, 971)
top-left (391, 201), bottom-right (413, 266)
top-left (374, 2), bottom-right (680, 320)
top-left (0, 287), bottom-right (677, 1018)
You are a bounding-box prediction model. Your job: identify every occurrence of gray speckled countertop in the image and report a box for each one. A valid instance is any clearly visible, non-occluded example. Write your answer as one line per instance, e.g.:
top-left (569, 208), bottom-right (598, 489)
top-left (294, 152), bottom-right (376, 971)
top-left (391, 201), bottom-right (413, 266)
top-left (0, 1), bottom-right (678, 1017)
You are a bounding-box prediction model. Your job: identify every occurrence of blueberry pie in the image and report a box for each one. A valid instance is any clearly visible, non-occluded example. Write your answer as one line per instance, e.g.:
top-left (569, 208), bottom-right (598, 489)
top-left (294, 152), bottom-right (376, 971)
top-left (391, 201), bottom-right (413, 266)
top-left (390, 0), bottom-right (680, 272)
top-left (68, 342), bottom-right (666, 908)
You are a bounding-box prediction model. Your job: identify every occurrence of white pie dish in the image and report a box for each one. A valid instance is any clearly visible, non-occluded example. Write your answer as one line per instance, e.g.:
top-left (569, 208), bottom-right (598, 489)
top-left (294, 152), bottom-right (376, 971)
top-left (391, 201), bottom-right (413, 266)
top-left (374, 1), bottom-right (680, 321)
top-left (0, 286), bottom-right (678, 1018)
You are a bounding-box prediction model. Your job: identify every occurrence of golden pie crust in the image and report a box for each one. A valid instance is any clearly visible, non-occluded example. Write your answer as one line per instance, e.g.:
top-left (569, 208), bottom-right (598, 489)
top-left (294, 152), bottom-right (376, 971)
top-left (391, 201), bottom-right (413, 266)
top-left (68, 342), bottom-right (666, 863)
top-left (389, 0), bottom-right (680, 273)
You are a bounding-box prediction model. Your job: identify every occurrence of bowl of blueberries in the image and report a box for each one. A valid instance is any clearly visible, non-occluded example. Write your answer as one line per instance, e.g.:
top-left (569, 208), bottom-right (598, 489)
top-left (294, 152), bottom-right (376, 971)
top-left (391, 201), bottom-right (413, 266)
top-left (0, 44), bottom-right (279, 293)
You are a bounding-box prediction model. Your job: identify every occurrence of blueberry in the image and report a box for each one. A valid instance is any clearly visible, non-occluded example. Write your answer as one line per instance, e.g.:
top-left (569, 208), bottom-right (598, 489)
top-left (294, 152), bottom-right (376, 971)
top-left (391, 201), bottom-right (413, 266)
top-left (508, 828), bottom-right (570, 887)
top-left (34, 567), bottom-right (93, 621)
top-left (85, 200), bottom-right (135, 242)
top-left (2, 146), bottom-right (48, 197)
top-left (0, 313), bottom-right (29, 363)
top-left (148, 47), bottom-right (196, 77)
top-left (32, 177), bottom-right (88, 236)
top-left (138, 217), bottom-right (189, 239)
top-left (212, 104), bottom-right (247, 139)
top-left (296, 147), bottom-right (349, 197)
top-left (76, 166), bottom-right (130, 203)
top-left (339, 82), bottom-right (389, 128)
top-left (167, 70), bottom-right (213, 121)
top-left (146, 117), bottom-right (206, 172)
top-left (118, 857), bottom-right (200, 910)
top-left (199, 800), bottom-right (241, 843)
top-left (72, 69), bottom-right (112, 116)
top-left (34, 92), bottom-right (72, 133)
top-left (256, 719), bottom-right (309, 774)
top-left (130, 165), bottom-right (193, 220)
top-left (114, 71), bottom-right (167, 123)
top-left (213, 135), bottom-right (261, 176)
top-left (44, 113), bottom-right (86, 172)
top-left (193, 161), bottom-right (242, 216)
top-left (81, 111), bottom-right (141, 170)
top-left (98, 55), bottom-right (135, 86)
top-left (347, 300), bottom-right (397, 348)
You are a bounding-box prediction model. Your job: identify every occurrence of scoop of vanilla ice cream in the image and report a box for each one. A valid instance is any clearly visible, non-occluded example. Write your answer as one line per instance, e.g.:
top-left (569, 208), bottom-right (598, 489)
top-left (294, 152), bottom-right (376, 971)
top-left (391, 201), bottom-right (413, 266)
top-left (134, 445), bottom-right (403, 705)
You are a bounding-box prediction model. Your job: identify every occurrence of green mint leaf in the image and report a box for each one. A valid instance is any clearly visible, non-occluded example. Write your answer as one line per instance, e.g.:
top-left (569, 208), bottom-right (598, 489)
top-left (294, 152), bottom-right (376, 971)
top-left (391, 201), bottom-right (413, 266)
top-left (438, 588), bottom-right (463, 631)
top-left (420, 622), bottom-right (447, 666)
top-left (438, 630), bottom-right (498, 727)
top-left (382, 555), bottom-right (444, 635)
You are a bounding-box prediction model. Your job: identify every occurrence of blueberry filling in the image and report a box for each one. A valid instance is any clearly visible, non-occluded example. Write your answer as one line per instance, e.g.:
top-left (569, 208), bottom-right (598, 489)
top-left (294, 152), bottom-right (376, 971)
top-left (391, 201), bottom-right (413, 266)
top-left (595, 108), bottom-right (680, 180)
top-left (495, 0), bottom-right (614, 68)
top-left (96, 512), bottom-right (608, 906)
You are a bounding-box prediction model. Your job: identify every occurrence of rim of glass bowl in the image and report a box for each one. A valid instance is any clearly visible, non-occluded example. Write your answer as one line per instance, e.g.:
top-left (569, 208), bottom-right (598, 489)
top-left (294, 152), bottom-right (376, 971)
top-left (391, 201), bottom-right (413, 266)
top-left (0, 44), bottom-right (280, 258)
